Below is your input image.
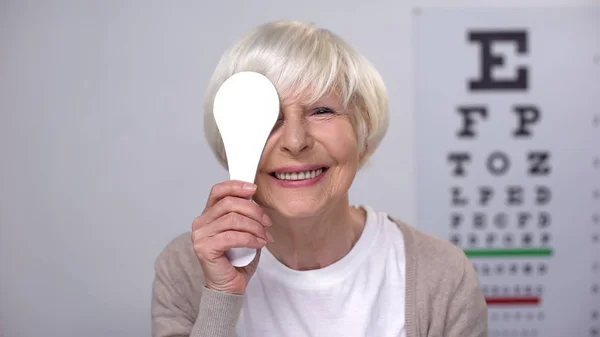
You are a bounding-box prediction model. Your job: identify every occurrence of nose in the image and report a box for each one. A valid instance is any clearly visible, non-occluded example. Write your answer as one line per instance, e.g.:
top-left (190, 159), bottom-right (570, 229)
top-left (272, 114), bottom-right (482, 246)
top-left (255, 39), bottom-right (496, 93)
top-left (278, 109), bottom-right (314, 155)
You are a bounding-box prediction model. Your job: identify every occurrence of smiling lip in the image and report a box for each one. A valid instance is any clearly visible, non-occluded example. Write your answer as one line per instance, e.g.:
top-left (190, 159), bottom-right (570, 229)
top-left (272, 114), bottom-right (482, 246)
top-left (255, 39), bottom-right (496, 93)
top-left (268, 165), bottom-right (329, 188)
top-left (271, 164), bottom-right (326, 173)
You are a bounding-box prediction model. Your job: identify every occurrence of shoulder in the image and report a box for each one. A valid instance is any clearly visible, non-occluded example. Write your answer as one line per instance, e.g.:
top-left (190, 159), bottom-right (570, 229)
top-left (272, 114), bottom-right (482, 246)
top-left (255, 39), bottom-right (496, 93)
top-left (386, 215), bottom-right (487, 335)
top-left (385, 214), bottom-right (482, 305)
top-left (387, 215), bottom-right (472, 280)
top-left (154, 232), bottom-right (198, 270)
top-left (153, 232), bottom-right (205, 300)
top-left (152, 233), bottom-right (210, 334)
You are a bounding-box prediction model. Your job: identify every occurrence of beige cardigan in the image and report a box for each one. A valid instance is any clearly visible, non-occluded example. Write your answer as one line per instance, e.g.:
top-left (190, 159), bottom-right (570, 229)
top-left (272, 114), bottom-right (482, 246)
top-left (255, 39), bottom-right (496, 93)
top-left (151, 216), bottom-right (488, 337)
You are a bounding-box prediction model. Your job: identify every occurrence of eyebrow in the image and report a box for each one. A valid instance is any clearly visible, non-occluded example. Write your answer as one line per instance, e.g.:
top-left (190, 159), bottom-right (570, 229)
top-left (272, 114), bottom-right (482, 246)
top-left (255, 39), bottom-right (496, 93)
top-left (308, 97), bottom-right (342, 108)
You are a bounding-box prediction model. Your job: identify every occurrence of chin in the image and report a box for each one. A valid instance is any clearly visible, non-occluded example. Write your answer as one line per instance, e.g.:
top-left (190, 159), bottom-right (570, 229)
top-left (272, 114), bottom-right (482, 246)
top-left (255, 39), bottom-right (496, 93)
top-left (269, 200), bottom-right (323, 219)
top-left (253, 186), bottom-right (326, 220)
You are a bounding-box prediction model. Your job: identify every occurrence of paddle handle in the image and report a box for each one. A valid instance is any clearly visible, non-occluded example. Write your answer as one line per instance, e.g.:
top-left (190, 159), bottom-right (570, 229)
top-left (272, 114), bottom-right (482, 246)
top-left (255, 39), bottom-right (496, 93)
top-left (225, 247), bottom-right (257, 267)
top-left (225, 196), bottom-right (258, 267)
top-left (226, 170), bottom-right (259, 267)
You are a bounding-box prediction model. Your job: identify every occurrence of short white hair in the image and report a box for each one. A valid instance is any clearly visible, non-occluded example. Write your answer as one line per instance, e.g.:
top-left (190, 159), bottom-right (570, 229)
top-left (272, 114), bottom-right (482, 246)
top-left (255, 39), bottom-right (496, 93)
top-left (203, 20), bottom-right (389, 169)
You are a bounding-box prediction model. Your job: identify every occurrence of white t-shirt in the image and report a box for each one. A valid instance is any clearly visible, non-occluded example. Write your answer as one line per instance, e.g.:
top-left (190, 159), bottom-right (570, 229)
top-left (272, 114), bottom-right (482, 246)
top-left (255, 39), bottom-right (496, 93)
top-left (235, 205), bottom-right (407, 337)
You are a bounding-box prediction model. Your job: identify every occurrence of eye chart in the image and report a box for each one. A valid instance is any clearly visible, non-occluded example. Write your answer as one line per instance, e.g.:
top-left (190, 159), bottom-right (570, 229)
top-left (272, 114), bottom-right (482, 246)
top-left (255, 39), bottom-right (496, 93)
top-left (413, 7), bottom-right (600, 337)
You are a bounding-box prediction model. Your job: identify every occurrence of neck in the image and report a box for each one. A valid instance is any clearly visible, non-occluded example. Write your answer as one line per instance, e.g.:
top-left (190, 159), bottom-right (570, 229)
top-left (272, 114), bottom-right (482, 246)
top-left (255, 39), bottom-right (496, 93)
top-left (264, 198), bottom-right (366, 271)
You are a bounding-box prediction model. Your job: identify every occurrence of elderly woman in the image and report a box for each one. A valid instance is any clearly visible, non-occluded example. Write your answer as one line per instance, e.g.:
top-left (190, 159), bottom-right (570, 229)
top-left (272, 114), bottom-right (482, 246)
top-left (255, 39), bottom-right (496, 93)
top-left (151, 21), bottom-right (487, 337)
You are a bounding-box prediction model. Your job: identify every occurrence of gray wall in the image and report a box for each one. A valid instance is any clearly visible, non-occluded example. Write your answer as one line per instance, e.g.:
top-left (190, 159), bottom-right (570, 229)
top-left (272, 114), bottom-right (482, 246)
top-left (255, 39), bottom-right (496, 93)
top-left (0, 0), bottom-right (594, 336)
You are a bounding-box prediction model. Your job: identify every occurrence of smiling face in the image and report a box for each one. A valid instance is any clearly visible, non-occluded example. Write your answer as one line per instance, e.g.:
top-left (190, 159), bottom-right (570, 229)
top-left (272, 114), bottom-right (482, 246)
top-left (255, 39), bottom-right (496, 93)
top-left (252, 91), bottom-right (361, 219)
top-left (204, 22), bottom-right (390, 218)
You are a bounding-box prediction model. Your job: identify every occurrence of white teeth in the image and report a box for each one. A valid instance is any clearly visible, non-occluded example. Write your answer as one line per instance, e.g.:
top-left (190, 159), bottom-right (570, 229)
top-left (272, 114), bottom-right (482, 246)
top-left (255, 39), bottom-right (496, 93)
top-left (275, 168), bottom-right (324, 181)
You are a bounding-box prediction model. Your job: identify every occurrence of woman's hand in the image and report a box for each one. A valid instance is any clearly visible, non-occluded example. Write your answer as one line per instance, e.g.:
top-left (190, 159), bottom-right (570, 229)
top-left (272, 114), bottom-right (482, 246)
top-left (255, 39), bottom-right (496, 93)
top-left (192, 180), bottom-right (273, 295)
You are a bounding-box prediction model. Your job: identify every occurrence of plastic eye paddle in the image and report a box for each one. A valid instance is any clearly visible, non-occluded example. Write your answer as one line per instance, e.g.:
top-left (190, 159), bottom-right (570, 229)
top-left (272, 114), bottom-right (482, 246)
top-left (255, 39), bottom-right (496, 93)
top-left (212, 71), bottom-right (280, 267)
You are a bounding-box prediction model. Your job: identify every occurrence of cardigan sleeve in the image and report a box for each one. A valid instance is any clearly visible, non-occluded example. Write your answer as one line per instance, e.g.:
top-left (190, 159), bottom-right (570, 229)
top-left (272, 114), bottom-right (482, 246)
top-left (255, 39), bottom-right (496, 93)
top-left (190, 288), bottom-right (245, 337)
top-left (151, 235), bottom-right (245, 337)
top-left (442, 255), bottom-right (488, 337)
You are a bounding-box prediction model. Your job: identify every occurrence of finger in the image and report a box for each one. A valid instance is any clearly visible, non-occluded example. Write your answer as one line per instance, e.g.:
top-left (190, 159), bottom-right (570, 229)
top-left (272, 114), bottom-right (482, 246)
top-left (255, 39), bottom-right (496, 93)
top-left (195, 231), bottom-right (266, 263)
top-left (195, 212), bottom-right (270, 242)
top-left (204, 196), bottom-right (271, 228)
top-left (205, 180), bottom-right (257, 208)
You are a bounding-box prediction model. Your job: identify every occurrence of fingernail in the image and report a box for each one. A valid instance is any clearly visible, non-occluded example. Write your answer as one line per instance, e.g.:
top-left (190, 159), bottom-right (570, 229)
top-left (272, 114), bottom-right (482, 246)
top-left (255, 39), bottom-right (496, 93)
top-left (257, 238), bottom-right (267, 246)
top-left (266, 231), bottom-right (274, 243)
top-left (243, 183), bottom-right (256, 191)
top-left (262, 214), bottom-right (272, 226)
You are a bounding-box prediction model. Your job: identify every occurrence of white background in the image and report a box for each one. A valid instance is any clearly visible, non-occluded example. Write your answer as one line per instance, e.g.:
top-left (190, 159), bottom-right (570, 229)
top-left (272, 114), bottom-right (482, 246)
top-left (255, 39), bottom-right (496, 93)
top-left (1, 1), bottom-right (598, 336)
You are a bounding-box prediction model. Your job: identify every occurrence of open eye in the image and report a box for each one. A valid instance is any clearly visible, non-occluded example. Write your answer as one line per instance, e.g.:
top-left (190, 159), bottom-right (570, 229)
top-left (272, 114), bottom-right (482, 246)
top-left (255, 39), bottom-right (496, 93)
top-left (313, 107), bottom-right (335, 115)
